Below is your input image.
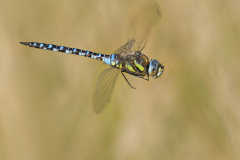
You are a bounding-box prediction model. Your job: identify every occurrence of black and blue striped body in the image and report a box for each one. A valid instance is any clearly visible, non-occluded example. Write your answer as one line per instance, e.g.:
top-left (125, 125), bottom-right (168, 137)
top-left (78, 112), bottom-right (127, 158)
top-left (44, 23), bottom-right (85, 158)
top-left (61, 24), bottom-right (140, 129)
top-left (20, 42), bottom-right (114, 65)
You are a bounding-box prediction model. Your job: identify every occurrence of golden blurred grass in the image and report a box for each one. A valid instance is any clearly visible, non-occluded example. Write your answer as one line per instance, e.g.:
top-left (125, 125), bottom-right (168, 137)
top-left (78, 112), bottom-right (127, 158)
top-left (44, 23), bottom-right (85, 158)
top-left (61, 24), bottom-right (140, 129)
top-left (0, 0), bottom-right (240, 159)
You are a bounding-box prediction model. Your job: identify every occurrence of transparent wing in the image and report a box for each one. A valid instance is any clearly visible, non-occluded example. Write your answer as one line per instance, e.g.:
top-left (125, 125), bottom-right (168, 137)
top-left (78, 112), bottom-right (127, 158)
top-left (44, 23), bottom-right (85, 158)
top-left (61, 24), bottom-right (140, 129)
top-left (113, 39), bottom-right (135, 56)
top-left (127, 1), bottom-right (161, 52)
top-left (93, 67), bottom-right (120, 114)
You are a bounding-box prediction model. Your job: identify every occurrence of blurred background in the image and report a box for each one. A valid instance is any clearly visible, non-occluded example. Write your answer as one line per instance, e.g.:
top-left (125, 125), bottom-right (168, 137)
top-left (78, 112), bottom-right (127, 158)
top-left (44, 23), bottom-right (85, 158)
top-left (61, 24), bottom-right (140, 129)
top-left (0, 0), bottom-right (239, 159)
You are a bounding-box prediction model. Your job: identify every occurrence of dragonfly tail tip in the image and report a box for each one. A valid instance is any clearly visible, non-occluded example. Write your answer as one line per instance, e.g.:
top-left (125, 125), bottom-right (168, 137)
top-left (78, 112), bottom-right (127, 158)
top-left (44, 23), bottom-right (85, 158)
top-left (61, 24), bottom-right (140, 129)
top-left (19, 42), bottom-right (30, 46)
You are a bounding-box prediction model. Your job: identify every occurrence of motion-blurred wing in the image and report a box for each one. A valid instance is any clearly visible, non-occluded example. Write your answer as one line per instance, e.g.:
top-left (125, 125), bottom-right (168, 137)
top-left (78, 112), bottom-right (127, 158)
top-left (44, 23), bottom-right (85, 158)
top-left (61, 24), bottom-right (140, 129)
top-left (113, 39), bottom-right (135, 56)
top-left (93, 67), bottom-right (120, 114)
top-left (127, 1), bottom-right (161, 52)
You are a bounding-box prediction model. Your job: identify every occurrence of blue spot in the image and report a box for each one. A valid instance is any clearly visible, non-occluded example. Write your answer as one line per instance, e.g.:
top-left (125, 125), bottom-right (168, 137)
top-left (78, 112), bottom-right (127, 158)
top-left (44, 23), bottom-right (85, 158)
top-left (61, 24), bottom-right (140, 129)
top-left (111, 54), bottom-right (115, 61)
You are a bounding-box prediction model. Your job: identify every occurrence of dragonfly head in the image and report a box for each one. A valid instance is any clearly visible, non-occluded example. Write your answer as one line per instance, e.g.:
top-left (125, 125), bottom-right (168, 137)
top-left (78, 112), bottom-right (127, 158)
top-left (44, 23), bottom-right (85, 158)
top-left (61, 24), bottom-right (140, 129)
top-left (148, 59), bottom-right (164, 79)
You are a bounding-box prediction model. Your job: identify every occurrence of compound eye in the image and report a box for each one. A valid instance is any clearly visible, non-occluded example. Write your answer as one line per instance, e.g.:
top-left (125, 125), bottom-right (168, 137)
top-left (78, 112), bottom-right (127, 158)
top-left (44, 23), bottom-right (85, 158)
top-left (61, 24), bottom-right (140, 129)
top-left (151, 66), bottom-right (157, 74)
top-left (152, 67), bottom-right (155, 72)
top-left (149, 59), bottom-right (160, 76)
top-left (147, 58), bottom-right (164, 79)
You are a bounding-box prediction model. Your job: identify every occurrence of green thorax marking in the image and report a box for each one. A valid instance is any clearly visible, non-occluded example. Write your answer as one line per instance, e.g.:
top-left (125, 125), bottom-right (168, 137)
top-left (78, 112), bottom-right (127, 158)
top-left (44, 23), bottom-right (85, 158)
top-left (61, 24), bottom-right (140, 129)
top-left (134, 60), bottom-right (145, 71)
top-left (125, 62), bottom-right (136, 72)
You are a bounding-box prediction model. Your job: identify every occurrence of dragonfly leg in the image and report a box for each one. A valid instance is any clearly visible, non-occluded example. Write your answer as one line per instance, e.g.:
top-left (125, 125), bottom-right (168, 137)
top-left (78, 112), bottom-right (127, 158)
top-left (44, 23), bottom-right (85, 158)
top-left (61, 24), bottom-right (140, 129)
top-left (123, 72), bottom-right (149, 81)
top-left (138, 75), bottom-right (149, 81)
top-left (121, 71), bottom-right (136, 89)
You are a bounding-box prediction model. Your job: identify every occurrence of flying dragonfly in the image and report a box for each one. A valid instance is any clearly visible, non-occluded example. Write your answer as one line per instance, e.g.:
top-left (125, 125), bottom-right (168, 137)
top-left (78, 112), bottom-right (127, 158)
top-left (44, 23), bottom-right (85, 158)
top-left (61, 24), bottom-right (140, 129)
top-left (20, 2), bottom-right (164, 114)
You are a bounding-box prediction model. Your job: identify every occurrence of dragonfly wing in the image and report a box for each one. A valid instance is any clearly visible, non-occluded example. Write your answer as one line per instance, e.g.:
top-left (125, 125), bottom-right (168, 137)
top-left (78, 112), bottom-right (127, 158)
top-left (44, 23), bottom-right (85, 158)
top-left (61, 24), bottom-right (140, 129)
top-left (93, 67), bottom-right (120, 114)
top-left (127, 1), bottom-right (161, 52)
top-left (113, 39), bottom-right (135, 56)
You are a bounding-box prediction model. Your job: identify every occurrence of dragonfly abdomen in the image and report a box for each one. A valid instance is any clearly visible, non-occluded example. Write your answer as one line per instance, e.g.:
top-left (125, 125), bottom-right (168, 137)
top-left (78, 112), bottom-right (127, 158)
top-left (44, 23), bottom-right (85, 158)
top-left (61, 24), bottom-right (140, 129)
top-left (20, 42), bottom-right (114, 64)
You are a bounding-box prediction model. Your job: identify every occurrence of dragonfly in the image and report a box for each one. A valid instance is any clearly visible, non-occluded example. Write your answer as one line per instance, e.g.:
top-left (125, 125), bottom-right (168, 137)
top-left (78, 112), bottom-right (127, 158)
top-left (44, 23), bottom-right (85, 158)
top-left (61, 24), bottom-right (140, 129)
top-left (20, 2), bottom-right (164, 114)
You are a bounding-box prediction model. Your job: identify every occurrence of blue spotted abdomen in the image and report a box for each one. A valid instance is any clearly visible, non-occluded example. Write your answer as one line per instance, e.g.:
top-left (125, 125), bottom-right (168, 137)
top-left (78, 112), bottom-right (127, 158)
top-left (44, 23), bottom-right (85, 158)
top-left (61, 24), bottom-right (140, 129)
top-left (20, 42), bottom-right (115, 65)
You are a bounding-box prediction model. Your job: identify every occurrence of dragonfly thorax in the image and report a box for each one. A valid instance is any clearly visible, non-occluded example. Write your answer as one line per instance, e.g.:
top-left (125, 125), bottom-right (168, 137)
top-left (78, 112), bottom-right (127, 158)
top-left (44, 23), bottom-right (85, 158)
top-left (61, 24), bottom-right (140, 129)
top-left (148, 59), bottom-right (164, 79)
top-left (114, 53), bottom-right (150, 77)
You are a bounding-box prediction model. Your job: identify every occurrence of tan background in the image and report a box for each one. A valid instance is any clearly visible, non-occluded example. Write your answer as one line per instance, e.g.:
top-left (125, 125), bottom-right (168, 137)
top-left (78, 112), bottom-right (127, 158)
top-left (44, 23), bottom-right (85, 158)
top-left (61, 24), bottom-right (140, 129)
top-left (0, 0), bottom-right (239, 159)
